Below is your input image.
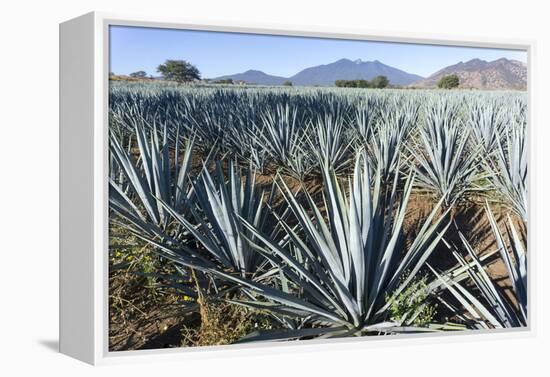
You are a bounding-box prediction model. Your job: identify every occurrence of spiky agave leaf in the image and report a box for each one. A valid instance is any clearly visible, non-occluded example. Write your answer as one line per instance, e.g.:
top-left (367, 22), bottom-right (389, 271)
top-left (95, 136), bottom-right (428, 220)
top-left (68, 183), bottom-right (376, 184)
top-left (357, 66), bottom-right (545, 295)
top-left (487, 122), bottom-right (527, 222)
top-left (432, 202), bottom-right (527, 328)
top-left (306, 113), bottom-right (355, 175)
top-left (367, 99), bottom-right (418, 183)
top-left (227, 151), bottom-right (452, 335)
top-left (124, 159), bottom-right (293, 323)
top-left (467, 100), bottom-right (504, 153)
top-left (157, 161), bottom-right (278, 277)
top-left (109, 119), bottom-right (195, 235)
top-left (353, 98), bottom-right (378, 146)
top-left (411, 98), bottom-right (480, 206)
top-left (255, 104), bottom-right (312, 179)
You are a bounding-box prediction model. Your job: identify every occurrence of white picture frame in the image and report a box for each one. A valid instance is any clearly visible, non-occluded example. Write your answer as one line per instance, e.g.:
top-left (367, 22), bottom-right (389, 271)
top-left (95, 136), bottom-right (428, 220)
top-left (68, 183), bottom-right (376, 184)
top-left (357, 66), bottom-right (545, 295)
top-left (59, 11), bottom-right (535, 365)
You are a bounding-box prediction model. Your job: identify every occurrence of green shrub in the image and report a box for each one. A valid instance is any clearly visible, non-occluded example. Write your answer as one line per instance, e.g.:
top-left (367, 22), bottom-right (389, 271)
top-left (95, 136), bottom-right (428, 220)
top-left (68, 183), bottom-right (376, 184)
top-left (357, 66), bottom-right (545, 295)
top-left (437, 74), bottom-right (460, 89)
top-left (387, 275), bottom-right (437, 327)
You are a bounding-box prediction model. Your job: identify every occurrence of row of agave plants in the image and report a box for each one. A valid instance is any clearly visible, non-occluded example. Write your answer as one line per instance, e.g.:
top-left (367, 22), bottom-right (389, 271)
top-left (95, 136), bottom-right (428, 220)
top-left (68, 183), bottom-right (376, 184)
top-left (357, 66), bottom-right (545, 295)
top-left (109, 82), bottom-right (527, 342)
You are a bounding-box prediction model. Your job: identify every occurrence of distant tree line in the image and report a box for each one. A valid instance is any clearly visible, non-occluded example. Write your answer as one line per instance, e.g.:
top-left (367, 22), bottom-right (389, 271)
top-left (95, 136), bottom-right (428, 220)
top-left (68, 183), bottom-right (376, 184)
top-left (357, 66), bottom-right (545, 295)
top-left (117, 62), bottom-right (397, 90)
top-left (111, 60), bottom-right (203, 83)
top-left (335, 75), bottom-right (389, 89)
top-left (213, 78), bottom-right (234, 84)
top-left (129, 70), bottom-right (148, 78)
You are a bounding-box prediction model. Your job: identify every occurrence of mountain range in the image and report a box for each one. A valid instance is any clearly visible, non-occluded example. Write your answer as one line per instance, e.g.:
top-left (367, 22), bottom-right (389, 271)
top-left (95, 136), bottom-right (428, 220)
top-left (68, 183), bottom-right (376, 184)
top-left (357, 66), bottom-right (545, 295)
top-left (289, 59), bottom-right (424, 86)
top-left (410, 58), bottom-right (527, 90)
top-left (212, 57), bottom-right (526, 90)
top-left (214, 70), bottom-right (288, 86)
top-left (214, 58), bottom-right (423, 87)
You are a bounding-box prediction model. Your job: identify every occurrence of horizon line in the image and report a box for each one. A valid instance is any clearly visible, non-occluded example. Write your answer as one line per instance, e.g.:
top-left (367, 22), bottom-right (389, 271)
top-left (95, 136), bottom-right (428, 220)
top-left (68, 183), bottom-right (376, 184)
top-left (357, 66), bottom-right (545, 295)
top-left (197, 56), bottom-right (526, 80)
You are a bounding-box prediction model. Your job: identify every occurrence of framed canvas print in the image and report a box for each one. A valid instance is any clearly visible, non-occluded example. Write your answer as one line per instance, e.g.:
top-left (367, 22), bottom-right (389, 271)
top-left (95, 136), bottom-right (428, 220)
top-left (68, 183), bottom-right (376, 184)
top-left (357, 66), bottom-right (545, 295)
top-left (59, 12), bottom-right (532, 365)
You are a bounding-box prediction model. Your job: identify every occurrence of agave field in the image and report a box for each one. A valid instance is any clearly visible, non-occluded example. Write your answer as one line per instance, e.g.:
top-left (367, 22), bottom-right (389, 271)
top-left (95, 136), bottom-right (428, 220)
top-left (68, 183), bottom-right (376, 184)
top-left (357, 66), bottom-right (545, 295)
top-left (108, 81), bottom-right (527, 350)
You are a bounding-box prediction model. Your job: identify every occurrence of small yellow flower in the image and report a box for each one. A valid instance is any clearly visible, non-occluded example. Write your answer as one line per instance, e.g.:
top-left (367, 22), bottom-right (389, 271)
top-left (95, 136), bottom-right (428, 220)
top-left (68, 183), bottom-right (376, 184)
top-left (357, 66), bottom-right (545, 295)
top-left (114, 250), bottom-right (122, 258)
top-left (182, 295), bottom-right (193, 302)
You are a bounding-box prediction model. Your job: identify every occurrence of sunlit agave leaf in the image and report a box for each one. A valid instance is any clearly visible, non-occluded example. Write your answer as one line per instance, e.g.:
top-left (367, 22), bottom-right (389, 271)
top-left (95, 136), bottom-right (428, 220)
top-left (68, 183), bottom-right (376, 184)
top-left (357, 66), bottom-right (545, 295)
top-left (109, 120), bottom-right (195, 233)
top-left (486, 122), bottom-right (527, 222)
top-left (410, 98), bottom-right (480, 206)
top-left (255, 103), bottom-right (312, 179)
top-left (353, 98), bottom-right (378, 145)
top-left (229, 151), bottom-right (452, 334)
top-left (485, 202), bottom-right (527, 322)
top-left (158, 161), bottom-right (276, 277)
top-left (306, 113), bottom-right (356, 175)
top-left (434, 202), bottom-right (527, 328)
top-left (467, 100), bottom-right (505, 153)
top-left (367, 99), bottom-right (418, 184)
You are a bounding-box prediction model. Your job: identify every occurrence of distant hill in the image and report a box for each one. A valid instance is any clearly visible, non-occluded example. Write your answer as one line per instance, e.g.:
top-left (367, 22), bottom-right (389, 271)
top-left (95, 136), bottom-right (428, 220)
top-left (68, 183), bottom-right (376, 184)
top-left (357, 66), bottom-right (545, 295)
top-left (213, 70), bottom-right (287, 85)
top-left (289, 59), bottom-right (423, 86)
top-left (212, 59), bottom-right (423, 87)
top-left (410, 58), bottom-right (527, 90)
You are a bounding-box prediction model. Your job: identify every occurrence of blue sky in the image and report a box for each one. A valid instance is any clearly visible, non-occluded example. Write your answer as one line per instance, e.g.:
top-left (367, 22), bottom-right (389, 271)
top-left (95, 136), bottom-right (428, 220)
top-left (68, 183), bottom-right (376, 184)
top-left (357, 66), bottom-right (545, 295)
top-left (109, 25), bottom-right (527, 79)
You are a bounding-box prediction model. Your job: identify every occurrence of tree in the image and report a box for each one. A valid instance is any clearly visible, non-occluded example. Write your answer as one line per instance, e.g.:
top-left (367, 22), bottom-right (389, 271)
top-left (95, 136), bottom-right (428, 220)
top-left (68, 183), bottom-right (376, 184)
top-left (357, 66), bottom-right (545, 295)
top-left (157, 60), bottom-right (201, 83)
top-left (283, 80), bottom-right (293, 86)
top-left (371, 75), bottom-right (389, 89)
top-left (437, 74), bottom-right (460, 89)
top-left (129, 70), bottom-right (147, 78)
